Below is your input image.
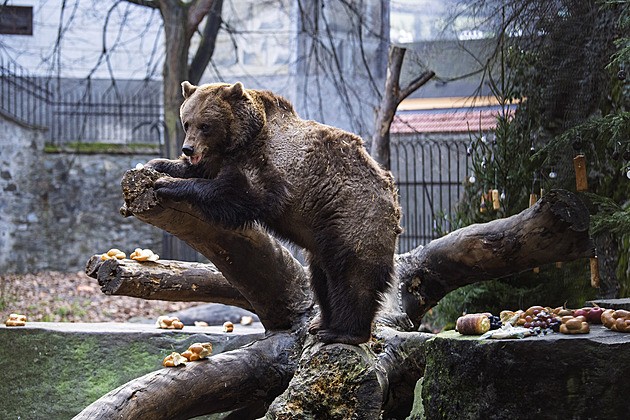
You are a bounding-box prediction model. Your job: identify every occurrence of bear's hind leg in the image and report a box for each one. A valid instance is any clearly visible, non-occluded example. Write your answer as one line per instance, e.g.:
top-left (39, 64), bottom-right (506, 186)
top-left (316, 261), bottom-right (393, 345)
top-left (307, 262), bottom-right (332, 335)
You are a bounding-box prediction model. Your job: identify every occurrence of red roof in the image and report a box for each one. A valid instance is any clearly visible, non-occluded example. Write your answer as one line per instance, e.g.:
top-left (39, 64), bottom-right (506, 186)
top-left (391, 108), bottom-right (514, 134)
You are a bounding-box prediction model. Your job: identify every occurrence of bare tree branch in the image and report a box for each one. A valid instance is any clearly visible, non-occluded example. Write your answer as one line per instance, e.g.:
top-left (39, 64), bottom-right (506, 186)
top-left (371, 46), bottom-right (435, 169)
top-left (398, 189), bottom-right (595, 327)
top-left (119, 168), bottom-right (312, 330)
top-left (122, 0), bottom-right (159, 8)
top-left (188, 0), bottom-right (223, 84)
top-left (186, 0), bottom-right (217, 41)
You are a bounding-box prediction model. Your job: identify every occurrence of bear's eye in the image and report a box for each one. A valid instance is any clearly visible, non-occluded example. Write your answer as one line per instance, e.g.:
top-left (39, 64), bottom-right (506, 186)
top-left (183, 122), bottom-right (189, 132)
top-left (199, 123), bottom-right (210, 132)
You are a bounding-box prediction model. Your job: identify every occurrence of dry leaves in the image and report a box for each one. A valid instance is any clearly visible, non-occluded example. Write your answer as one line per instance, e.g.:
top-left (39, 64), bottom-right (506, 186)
top-left (0, 271), bottom-right (202, 323)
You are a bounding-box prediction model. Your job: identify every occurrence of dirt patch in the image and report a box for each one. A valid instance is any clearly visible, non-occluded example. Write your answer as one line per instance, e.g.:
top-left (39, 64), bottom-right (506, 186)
top-left (0, 271), bottom-right (203, 323)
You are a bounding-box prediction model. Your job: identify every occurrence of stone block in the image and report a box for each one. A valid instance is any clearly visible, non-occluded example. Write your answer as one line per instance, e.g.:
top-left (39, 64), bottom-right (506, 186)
top-left (0, 322), bottom-right (264, 419)
top-left (421, 328), bottom-right (630, 419)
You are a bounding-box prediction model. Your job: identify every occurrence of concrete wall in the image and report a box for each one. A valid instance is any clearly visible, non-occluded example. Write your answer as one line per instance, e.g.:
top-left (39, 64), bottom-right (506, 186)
top-left (0, 111), bottom-right (161, 274)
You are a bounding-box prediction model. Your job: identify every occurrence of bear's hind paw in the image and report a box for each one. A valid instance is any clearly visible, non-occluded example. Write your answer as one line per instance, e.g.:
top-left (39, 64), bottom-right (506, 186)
top-left (316, 329), bottom-right (371, 345)
top-left (308, 317), bottom-right (327, 335)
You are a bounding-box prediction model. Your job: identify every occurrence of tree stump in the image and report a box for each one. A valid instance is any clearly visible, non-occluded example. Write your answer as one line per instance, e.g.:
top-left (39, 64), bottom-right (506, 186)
top-left (75, 168), bottom-right (594, 419)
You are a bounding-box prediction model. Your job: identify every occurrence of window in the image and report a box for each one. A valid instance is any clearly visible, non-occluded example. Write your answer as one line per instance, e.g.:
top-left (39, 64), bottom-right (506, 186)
top-left (0, 6), bottom-right (33, 35)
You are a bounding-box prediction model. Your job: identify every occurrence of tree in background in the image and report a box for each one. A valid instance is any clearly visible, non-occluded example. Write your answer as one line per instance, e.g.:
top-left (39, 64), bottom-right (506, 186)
top-left (538, 0), bottom-right (630, 297)
top-left (427, 0), bottom-right (628, 328)
top-left (122, 0), bottom-right (223, 159)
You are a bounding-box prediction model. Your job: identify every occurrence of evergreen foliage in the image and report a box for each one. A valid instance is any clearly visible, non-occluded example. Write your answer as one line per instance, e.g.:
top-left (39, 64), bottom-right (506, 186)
top-left (425, 0), bottom-right (630, 329)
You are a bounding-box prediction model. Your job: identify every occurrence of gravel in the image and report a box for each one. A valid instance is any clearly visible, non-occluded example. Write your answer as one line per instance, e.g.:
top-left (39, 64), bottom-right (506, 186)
top-left (0, 271), bottom-right (203, 323)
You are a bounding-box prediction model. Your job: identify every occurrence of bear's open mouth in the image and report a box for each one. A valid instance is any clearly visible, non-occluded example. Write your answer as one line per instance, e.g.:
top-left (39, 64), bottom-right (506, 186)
top-left (190, 155), bottom-right (202, 165)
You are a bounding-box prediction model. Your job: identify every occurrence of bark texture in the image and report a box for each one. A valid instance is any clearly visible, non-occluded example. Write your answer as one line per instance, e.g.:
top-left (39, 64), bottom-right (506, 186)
top-left (76, 168), bottom-right (594, 419)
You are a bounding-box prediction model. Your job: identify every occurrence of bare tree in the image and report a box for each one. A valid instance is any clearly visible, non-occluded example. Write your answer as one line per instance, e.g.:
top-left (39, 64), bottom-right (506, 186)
top-left (371, 46), bottom-right (434, 170)
top-left (123, 0), bottom-right (223, 159)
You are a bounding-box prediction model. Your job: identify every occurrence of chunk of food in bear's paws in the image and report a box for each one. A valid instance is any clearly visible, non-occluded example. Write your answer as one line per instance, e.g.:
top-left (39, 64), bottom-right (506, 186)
top-left (316, 329), bottom-right (371, 345)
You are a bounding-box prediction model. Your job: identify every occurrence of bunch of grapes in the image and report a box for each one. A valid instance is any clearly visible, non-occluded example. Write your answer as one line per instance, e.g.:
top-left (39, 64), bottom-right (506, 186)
top-left (523, 309), bottom-right (561, 333)
top-left (488, 314), bottom-right (502, 330)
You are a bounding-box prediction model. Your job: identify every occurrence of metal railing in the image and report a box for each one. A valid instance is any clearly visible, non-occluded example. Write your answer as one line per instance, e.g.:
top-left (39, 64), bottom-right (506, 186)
top-left (49, 88), bottom-right (163, 145)
top-left (0, 57), bottom-right (162, 146)
top-left (391, 136), bottom-right (471, 253)
top-left (0, 57), bottom-right (51, 127)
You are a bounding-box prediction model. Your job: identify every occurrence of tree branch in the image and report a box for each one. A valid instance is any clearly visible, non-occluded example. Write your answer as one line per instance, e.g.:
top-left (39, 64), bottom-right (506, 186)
top-left (398, 189), bottom-right (595, 328)
top-left (119, 168), bottom-right (312, 331)
top-left (399, 70), bottom-right (435, 102)
top-left (370, 46), bottom-right (434, 170)
top-left (122, 0), bottom-right (160, 8)
top-left (85, 256), bottom-right (253, 311)
top-left (186, 0), bottom-right (216, 41)
top-left (188, 0), bottom-right (223, 85)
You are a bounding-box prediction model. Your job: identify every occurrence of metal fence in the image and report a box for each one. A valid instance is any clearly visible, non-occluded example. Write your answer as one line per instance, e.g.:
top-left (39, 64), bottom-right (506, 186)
top-left (1, 57), bottom-right (472, 254)
top-left (0, 57), bottom-right (162, 146)
top-left (0, 57), bottom-right (51, 127)
top-left (391, 136), bottom-right (471, 253)
top-left (49, 88), bottom-right (163, 145)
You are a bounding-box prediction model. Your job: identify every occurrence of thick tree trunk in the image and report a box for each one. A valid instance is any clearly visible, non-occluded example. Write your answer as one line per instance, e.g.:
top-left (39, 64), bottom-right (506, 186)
top-left (76, 169), bottom-right (594, 419)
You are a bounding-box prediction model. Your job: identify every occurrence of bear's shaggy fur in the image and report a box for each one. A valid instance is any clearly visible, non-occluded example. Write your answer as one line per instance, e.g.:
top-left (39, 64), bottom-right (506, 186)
top-left (147, 81), bottom-right (402, 344)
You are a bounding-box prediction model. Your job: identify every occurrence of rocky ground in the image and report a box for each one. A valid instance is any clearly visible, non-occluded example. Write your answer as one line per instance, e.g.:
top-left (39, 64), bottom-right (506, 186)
top-left (0, 271), bottom-right (203, 323)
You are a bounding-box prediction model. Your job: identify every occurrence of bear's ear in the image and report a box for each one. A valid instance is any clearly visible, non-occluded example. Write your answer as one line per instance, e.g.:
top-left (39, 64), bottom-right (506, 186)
top-left (181, 81), bottom-right (198, 99)
top-left (226, 82), bottom-right (247, 99)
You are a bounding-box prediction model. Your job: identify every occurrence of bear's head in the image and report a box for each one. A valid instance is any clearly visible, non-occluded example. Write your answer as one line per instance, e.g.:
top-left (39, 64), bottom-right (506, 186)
top-left (179, 81), bottom-right (266, 165)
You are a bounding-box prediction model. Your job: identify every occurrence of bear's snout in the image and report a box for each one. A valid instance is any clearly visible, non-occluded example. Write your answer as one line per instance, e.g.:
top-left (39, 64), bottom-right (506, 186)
top-left (182, 145), bottom-right (195, 156)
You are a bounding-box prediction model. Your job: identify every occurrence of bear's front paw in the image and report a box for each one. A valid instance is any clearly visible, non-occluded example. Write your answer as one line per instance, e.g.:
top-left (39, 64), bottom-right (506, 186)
top-left (144, 159), bottom-right (172, 173)
top-left (153, 177), bottom-right (190, 202)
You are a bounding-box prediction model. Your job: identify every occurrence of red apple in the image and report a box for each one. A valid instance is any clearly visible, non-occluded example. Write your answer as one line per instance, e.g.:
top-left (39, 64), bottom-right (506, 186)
top-left (574, 308), bottom-right (590, 318)
top-left (587, 307), bottom-right (604, 324)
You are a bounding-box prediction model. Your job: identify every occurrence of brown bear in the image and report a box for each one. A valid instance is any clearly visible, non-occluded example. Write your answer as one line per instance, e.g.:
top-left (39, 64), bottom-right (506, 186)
top-left (146, 81), bottom-right (402, 345)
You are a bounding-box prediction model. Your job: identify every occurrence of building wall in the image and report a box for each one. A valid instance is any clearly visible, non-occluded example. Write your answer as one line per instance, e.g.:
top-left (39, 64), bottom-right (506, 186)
top-left (0, 111), bottom-right (161, 274)
top-left (1, 0), bottom-right (388, 140)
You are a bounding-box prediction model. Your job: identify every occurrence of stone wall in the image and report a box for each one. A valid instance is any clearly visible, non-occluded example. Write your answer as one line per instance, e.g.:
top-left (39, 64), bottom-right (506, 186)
top-left (0, 111), bottom-right (161, 274)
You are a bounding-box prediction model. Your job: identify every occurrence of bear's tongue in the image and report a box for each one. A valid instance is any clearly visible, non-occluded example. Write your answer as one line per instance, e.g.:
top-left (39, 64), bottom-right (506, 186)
top-left (190, 155), bottom-right (202, 165)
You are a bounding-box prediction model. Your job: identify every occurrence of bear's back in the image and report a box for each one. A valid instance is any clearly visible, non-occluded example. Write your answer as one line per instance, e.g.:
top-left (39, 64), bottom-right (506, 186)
top-left (263, 109), bottom-right (401, 259)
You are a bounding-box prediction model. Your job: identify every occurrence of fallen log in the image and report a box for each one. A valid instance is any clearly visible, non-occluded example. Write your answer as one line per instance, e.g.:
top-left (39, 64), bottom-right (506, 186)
top-left (76, 168), bottom-right (594, 419)
top-left (73, 331), bottom-right (300, 420)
